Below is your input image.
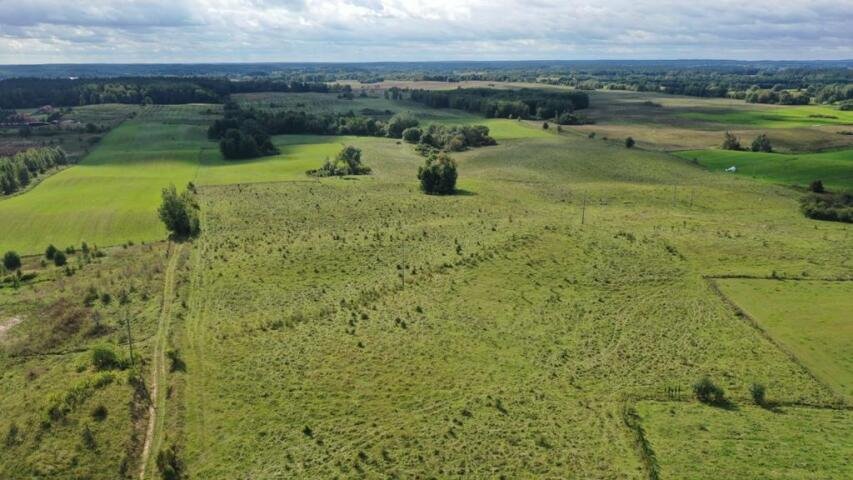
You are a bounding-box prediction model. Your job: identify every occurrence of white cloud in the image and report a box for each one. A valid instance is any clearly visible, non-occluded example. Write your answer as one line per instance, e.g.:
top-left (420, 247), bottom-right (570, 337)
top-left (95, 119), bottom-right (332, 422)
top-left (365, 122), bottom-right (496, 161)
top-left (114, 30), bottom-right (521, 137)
top-left (0, 0), bottom-right (850, 62)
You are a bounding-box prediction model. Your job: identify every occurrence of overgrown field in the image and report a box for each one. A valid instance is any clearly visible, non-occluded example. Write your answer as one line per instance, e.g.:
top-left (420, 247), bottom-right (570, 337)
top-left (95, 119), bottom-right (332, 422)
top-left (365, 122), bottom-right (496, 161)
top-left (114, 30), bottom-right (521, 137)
top-left (177, 129), bottom-right (850, 478)
top-left (0, 243), bottom-right (175, 478)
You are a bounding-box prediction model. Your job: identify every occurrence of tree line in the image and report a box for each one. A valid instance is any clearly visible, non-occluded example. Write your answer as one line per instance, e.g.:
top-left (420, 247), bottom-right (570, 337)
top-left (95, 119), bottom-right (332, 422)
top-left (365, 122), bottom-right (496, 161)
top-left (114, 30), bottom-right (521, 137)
top-left (408, 88), bottom-right (589, 120)
top-left (0, 78), bottom-right (338, 109)
top-left (0, 147), bottom-right (68, 195)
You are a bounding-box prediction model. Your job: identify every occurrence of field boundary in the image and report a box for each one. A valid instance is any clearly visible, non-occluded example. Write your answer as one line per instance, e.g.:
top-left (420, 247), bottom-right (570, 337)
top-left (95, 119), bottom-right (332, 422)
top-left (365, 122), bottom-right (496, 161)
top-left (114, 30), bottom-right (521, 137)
top-left (622, 403), bottom-right (661, 480)
top-left (139, 242), bottom-right (184, 480)
top-left (704, 276), bottom-right (846, 406)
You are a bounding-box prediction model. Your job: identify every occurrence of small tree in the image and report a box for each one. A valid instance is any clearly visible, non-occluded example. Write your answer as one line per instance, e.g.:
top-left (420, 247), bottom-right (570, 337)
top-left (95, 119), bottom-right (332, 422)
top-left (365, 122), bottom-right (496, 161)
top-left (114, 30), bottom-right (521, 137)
top-left (418, 152), bottom-right (458, 195)
top-left (693, 376), bottom-right (726, 405)
top-left (53, 251), bottom-right (67, 267)
top-left (751, 134), bottom-right (772, 152)
top-left (158, 185), bottom-right (200, 239)
top-left (542, 122), bottom-right (549, 130)
top-left (45, 244), bottom-right (58, 260)
top-left (625, 137), bottom-right (635, 148)
top-left (750, 383), bottom-right (766, 406)
top-left (809, 180), bottom-right (825, 193)
top-left (92, 345), bottom-right (121, 371)
top-left (3, 251), bottom-right (21, 272)
top-left (402, 127), bottom-right (422, 144)
top-left (156, 444), bottom-right (185, 480)
top-left (721, 131), bottom-right (741, 150)
top-left (386, 113), bottom-right (419, 138)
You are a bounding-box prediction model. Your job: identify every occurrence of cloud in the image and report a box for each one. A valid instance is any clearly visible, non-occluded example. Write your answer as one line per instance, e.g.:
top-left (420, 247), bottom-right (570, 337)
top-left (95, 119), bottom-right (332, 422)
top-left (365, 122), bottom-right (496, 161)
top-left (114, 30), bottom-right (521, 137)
top-left (0, 0), bottom-right (850, 62)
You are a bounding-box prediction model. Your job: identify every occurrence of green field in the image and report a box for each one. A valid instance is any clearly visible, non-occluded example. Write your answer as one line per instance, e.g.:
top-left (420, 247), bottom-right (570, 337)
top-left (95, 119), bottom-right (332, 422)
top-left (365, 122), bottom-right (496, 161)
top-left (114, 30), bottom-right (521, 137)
top-left (2, 88), bottom-right (852, 479)
top-left (679, 105), bottom-right (853, 128)
top-left (674, 148), bottom-right (853, 191)
top-left (715, 279), bottom-right (853, 402)
top-left (637, 401), bottom-right (852, 480)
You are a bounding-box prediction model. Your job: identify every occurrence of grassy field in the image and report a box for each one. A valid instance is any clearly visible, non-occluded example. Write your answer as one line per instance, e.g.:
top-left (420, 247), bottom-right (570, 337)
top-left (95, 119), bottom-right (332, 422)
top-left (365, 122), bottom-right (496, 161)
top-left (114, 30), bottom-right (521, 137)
top-left (174, 127), bottom-right (849, 478)
top-left (2, 91), bottom-right (852, 479)
top-left (715, 279), bottom-right (853, 402)
top-left (0, 243), bottom-right (176, 479)
top-left (637, 401), bottom-right (852, 480)
top-left (679, 105), bottom-right (853, 128)
top-left (674, 148), bottom-right (853, 192)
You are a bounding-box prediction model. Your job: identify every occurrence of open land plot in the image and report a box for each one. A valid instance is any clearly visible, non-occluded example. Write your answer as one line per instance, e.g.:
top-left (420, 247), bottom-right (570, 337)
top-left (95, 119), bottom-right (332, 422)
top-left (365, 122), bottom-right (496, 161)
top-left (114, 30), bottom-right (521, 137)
top-left (714, 279), bottom-right (853, 402)
top-left (674, 148), bottom-right (853, 191)
top-left (636, 401), bottom-right (853, 480)
top-left (177, 130), bottom-right (849, 478)
top-left (0, 242), bottom-right (182, 479)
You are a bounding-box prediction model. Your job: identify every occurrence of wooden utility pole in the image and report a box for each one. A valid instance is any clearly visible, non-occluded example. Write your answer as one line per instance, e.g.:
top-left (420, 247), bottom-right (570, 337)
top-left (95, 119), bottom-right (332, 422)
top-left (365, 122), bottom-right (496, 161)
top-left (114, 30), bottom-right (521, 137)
top-left (581, 194), bottom-right (587, 225)
top-left (125, 309), bottom-right (135, 366)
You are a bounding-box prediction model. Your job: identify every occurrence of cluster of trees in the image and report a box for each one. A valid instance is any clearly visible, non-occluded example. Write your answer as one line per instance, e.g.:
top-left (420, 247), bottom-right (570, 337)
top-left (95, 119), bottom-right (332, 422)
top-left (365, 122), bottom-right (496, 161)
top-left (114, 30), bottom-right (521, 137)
top-left (405, 124), bottom-right (496, 153)
top-left (307, 146), bottom-right (371, 177)
top-left (158, 184), bottom-right (200, 238)
top-left (408, 88), bottom-right (589, 119)
top-left (418, 152), bottom-right (458, 195)
top-left (0, 147), bottom-right (68, 195)
top-left (208, 103), bottom-right (278, 160)
top-left (800, 187), bottom-right (852, 223)
top-left (0, 77), bottom-right (336, 108)
top-left (721, 132), bottom-right (772, 152)
top-left (744, 86), bottom-right (810, 105)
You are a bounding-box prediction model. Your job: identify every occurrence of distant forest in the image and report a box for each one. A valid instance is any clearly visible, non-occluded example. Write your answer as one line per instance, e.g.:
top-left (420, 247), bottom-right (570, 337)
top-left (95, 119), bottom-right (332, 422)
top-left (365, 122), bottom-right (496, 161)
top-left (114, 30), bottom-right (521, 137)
top-left (0, 60), bottom-right (850, 108)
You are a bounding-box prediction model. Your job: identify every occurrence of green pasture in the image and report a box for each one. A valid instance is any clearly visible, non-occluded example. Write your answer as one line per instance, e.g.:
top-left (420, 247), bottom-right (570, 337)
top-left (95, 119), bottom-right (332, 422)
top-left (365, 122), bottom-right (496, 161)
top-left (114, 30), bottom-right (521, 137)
top-left (674, 148), bottom-right (853, 191)
top-left (637, 401), bottom-right (853, 480)
top-left (716, 279), bottom-right (853, 402)
top-left (678, 105), bottom-right (853, 128)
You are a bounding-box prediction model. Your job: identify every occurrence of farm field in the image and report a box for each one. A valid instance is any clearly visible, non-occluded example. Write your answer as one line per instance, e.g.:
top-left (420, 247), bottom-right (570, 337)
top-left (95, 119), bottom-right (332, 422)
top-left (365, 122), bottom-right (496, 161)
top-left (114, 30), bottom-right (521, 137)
top-left (674, 148), bottom-right (853, 191)
top-left (714, 278), bottom-right (853, 402)
top-left (2, 86), bottom-right (852, 479)
top-left (636, 401), bottom-right (853, 480)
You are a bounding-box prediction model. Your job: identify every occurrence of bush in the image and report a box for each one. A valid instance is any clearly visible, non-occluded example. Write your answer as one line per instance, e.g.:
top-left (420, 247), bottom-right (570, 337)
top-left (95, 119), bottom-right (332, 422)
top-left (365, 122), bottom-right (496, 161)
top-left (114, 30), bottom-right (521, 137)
top-left (750, 383), bottom-right (766, 405)
top-left (81, 424), bottom-right (96, 450)
top-left (751, 134), bottom-right (772, 152)
top-left (418, 152), bottom-right (458, 195)
top-left (693, 376), bottom-right (726, 405)
top-left (387, 113), bottom-right (419, 138)
top-left (721, 131), bottom-right (741, 150)
top-left (800, 192), bottom-right (853, 223)
top-left (307, 145), bottom-right (371, 177)
top-left (809, 180), bottom-right (825, 193)
top-left (156, 444), bottom-right (185, 480)
top-left (625, 137), bottom-right (635, 148)
top-left (45, 244), bottom-right (58, 260)
top-left (91, 345), bottom-right (121, 371)
top-left (3, 251), bottom-right (21, 271)
top-left (158, 184), bottom-right (200, 239)
top-left (53, 251), bottom-right (67, 267)
top-left (402, 127), bottom-right (422, 144)
top-left (91, 404), bottom-right (108, 421)
top-left (542, 122), bottom-right (549, 130)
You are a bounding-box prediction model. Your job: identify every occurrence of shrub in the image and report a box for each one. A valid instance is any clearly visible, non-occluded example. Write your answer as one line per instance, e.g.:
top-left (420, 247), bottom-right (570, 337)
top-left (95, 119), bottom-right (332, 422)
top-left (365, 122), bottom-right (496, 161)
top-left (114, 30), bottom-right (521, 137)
top-left (53, 251), bottom-right (67, 267)
top-left (156, 444), bottom-right (185, 480)
top-left (91, 345), bottom-right (121, 371)
top-left (542, 121), bottom-right (549, 130)
top-left (158, 184), bottom-right (200, 239)
top-left (809, 180), bottom-right (825, 193)
top-left (799, 192), bottom-right (853, 223)
top-left (751, 134), bottom-right (772, 152)
top-left (307, 146), bottom-right (371, 177)
top-left (418, 152), bottom-right (458, 195)
top-left (91, 404), bottom-right (108, 421)
top-left (402, 127), bottom-right (422, 144)
top-left (386, 112), bottom-right (419, 138)
top-left (81, 424), bottom-right (96, 450)
top-left (721, 131), bottom-right (741, 150)
top-left (625, 137), bottom-right (635, 148)
top-left (3, 251), bottom-right (21, 271)
top-left (4, 422), bottom-right (19, 447)
top-left (693, 376), bottom-right (726, 405)
top-left (750, 383), bottom-right (766, 405)
top-left (45, 244), bottom-right (58, 260)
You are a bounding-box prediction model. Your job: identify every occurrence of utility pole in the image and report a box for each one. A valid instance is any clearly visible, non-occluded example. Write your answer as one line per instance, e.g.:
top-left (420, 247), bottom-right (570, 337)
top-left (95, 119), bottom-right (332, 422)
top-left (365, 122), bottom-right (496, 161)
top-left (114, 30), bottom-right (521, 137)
top-left (125, 309), bottom-right (135, 366)
top-left (581, 194), bottom-right (587, 225)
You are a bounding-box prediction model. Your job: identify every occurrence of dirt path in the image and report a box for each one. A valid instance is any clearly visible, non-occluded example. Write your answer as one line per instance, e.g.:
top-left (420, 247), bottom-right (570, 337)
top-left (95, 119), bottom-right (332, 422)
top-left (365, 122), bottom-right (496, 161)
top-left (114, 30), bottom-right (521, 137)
top-left (139, 243), bottom-right (184, 480)
top-left (0, 316), bottom-right (23, 341)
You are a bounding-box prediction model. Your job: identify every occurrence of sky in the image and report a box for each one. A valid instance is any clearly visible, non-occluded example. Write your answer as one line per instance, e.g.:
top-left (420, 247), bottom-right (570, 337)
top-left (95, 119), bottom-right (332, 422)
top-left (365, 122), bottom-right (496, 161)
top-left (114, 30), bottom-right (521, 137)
top-left (0, 0), bottom-right (851, 64)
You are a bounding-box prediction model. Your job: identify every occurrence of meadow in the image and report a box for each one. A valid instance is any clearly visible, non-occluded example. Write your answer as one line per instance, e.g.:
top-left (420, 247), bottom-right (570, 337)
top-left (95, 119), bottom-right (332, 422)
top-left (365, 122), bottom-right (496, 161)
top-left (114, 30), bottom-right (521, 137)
top-left (1, 85), bottom-right (851, 479)
top-left (674, 148), bottom-right (853, 191)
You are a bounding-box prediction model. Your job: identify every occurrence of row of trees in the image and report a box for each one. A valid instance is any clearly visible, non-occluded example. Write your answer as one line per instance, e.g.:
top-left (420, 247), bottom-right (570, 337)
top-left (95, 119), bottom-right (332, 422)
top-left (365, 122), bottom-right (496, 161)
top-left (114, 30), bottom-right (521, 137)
top-left (307, 146), bottom-right (371, 177)
top-left (405, 124), bottom-right (496, 153)
top-left (0, 78), bottom-right (337, 109)
top-left (0, 147), bottom-right (68, 195)
top-left (721, 132), bottom-right (773, 152)
top-left (408, 88), bottom-right (589, 119)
